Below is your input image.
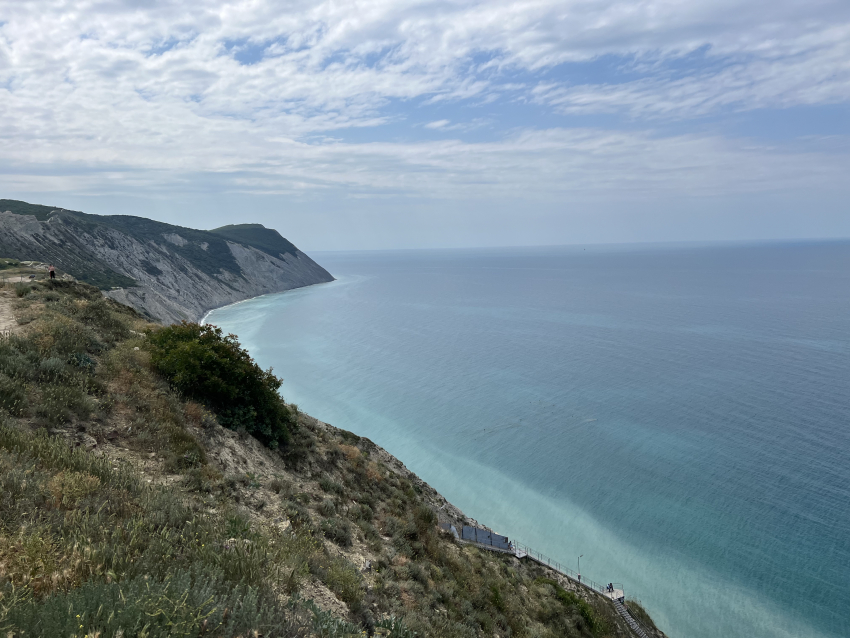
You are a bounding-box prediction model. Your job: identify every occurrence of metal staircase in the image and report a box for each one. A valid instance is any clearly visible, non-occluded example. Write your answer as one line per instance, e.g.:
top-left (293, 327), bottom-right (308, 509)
top-left (613, 599), bottom-right (651, 638)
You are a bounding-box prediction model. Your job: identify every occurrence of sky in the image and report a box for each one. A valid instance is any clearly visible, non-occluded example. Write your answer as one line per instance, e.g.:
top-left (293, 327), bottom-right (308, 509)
top-left (1, 0), bottom-right (849, 250)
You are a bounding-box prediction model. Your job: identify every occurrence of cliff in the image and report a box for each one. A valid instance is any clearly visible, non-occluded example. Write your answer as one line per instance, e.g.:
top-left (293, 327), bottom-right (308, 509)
top-left (0, 199), bottom-right (334, 323)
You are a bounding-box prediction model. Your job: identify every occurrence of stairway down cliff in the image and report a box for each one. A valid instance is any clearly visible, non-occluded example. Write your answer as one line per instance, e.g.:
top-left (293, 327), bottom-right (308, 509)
top-left (0, 199), bottom-right (334, 323)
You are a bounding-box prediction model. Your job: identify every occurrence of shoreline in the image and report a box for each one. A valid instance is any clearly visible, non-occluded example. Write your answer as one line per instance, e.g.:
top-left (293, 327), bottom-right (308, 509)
top-left (200, 278), bottom-right (337, 326)
top-left (198, 278), bottom-right (632, 598)
top-left (198, 288), bottom-right (667, 637)
top-left (200, 246), bottom-right (849, 638)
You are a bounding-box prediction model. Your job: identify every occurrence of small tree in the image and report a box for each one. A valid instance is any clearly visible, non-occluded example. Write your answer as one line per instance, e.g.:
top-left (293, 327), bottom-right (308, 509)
top-left (147, 322), bottom-right (294, 448)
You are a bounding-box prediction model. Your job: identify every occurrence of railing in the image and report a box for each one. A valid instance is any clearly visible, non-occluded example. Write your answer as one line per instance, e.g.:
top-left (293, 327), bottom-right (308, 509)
top-left (622, 599), bottom-right (656, 637)
top-left (512, 541), bottom-right (607, 594)
top-left (441, 519), bottom-right (630, 610)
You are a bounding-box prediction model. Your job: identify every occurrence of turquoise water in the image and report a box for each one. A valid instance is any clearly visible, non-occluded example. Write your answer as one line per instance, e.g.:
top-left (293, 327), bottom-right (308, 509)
top-left (206, 242), bottom-right (850, 638)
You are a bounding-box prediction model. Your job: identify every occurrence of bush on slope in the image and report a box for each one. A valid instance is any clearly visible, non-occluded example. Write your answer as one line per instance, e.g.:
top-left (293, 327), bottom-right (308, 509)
top-left (147, 321), bottom-right (295, 449)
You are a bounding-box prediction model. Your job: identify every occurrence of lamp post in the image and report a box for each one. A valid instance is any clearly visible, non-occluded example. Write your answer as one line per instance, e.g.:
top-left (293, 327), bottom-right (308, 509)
top-left (578, 555), bottom-right (583, 582)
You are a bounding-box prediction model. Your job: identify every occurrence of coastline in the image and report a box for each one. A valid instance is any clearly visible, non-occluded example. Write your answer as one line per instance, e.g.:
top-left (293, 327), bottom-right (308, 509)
top-left (199, 278), bottom-right (648, 608)
top-left (200, 244), bottom-right (850, 638)
top-left (199, 279), bottom-right (663, 633)
top-left (201, 281), bottom-right (484, 533)
top-left (1, 277), bottom-right (664, 637)
top-left (200, 278), bottom-right (337, 326)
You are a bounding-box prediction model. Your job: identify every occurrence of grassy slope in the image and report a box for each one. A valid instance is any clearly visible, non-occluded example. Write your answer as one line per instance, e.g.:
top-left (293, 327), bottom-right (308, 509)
top-left (0, 199), bottom-right (67, 222)
top-left (0, 281), bottom-right (658, 638)
top-left (209, 224), bottom-right (299, 259)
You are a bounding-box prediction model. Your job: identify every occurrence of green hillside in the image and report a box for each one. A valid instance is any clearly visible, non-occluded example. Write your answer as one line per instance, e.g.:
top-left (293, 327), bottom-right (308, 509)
top-left (210, 223), bottom-right (299, 259)
top-left (78, 212), bottom-right (243, 279)
top-left (0, 200), bottom-right (309, 290)
top-left (0, 199), bottom-right (71, 221)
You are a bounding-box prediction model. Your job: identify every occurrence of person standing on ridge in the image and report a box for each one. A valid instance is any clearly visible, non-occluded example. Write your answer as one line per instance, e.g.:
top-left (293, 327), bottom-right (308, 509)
top-left (48, 265), bottom-right (56, 279)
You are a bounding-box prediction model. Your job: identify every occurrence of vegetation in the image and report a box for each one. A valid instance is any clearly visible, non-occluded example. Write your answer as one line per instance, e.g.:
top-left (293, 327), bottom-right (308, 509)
top-left (0, 278), bottom-right (657, 638)
top-left (210, 223), bottom-right (299, 259)
top-left (0, 427), bottom-right (296, 637)
top-left (147, 322), bottom-right (296, 449)
top-left (0, 280), bottom-right (364, 636)
top-left (0, 259), bottom-right (23, 271)
top-left (0, 199), bottom-right (64, 222)
top-left (626, 599), bottom-right (658, 632)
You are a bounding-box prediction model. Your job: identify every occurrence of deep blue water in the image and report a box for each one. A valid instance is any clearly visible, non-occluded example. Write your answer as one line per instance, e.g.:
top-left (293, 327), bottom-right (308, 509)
top-left (206, 242), bottom-right (850, 638)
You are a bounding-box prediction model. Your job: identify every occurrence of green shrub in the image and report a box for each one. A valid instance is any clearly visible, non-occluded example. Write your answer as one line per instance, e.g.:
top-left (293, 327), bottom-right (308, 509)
top-left (147, 322), bottom-right (294, 449)
top-left (269, 476), bottom-right (293, 496)
top-left (413, 505), bottom-right (437, 534)
top-left (1, 569), bottom-right (305, 638)
top-left (36, 357), bottom-right (68, 383)
top-left (284, 500), bottom-right (311, 528)
top-left (183, 465), bottom-right (221, 493)
top-left (408, 562), bottom-right (429, 587)
top-left (357, 521), bottom-right (381, 544)
top-left (536, 577), bottom-right (603, 634)
top-left (307, 601), bottom-right (363, 638)
top-left (36, 383), bottom-right (93, 424)
top-left (374, 616), bottom-right (417, 638)
top-left (320, 556), bottom-right (363, 608)
top-left (348, 503), bottom-right (373, 521)
top-left (321, 517), bottom-right (353, 547)
top-left (67, 351), bottom-right (96, 373)
top-left (0, 373), bottom-right (27, 416)
top-left (74, 298), bottom-right (131, 344)
top-left (14, 283), bottom-right (31, 297)
top-left (318, 498), bottom-right (337, 517)
top-left (319, 477), bottom-right (344, 494)
top-left (0, 425), bottom-right (137, 491)
top-left (0, 338), bottom-right (41, 382)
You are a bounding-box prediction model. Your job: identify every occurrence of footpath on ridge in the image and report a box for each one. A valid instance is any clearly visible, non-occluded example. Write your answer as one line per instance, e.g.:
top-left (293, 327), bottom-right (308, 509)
top-left (441, 522), bottom-right (654, 638)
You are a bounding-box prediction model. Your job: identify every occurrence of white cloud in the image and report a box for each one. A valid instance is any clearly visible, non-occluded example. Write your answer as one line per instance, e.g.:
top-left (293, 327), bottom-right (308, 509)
top-left (1, 0), bottom-right (849, 136)
top-left (532, 24), bottom-right (850, 118)
top-left (423, 118), bottom-right (489, 131)
top-left (0, 0), bottom-right (849, 223)
top-left (2, 118), bottom-right (847, 205)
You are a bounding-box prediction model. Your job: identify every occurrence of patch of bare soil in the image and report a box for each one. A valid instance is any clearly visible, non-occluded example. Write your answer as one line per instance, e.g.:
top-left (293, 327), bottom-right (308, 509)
top-left (0, 290), bottom-right (19, 336)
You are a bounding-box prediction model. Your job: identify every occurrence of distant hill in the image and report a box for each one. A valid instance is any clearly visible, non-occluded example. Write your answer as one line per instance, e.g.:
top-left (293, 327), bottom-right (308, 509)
top-left (0, 199), bottom-right (334, 322)
top-left (210, 224), bottom-right (299, 259)
top-left (0, 199), bottom-right (64, 221)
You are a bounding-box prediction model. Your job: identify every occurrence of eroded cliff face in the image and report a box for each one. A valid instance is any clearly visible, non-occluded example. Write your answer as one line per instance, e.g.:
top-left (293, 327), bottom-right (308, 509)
top-left (104, 239), bottom-right (333, 323)
top-left (0, 209), bottom-right (334, 323)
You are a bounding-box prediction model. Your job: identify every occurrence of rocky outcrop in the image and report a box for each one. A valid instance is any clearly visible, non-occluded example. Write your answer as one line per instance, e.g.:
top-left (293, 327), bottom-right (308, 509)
top-left (0, 207), bottom-right (334, 323)
top-left (103, 239), bottom-right (332, 323)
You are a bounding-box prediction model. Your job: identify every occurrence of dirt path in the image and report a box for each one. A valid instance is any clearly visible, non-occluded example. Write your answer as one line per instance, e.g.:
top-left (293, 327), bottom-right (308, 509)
top-left (0, 290), bottom-right (19, 336)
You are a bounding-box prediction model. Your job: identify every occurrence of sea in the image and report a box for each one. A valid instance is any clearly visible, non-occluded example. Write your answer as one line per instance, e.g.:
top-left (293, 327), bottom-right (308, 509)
top-left (204, 241), bottom-right (850, 638)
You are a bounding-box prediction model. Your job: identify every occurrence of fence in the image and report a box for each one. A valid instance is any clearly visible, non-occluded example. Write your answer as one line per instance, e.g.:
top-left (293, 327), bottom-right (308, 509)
top-left (442, 522), bottom-right (609, 593)
top-left (461, 525), bottom-right (511, 550)
top-left (440, 520), bottom-right (655, 636)
top-left (512, 541), bottom-right (609, 594)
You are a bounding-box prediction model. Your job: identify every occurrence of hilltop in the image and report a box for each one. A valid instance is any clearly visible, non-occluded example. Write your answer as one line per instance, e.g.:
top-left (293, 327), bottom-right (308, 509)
top-left (0, 278), bottom-right (664, 638)
top-left (0, 200), bottom-right (333, 323)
